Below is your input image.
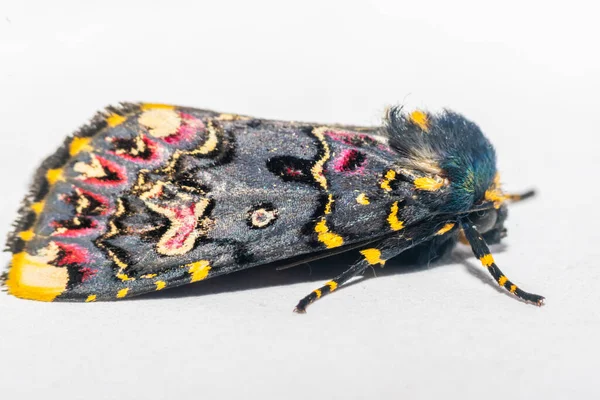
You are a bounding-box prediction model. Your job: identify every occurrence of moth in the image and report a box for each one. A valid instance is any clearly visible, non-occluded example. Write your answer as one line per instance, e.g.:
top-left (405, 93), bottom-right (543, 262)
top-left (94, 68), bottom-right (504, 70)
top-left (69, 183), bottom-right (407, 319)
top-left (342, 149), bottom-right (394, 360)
top-left (3, 103), bottom-right (544, 312)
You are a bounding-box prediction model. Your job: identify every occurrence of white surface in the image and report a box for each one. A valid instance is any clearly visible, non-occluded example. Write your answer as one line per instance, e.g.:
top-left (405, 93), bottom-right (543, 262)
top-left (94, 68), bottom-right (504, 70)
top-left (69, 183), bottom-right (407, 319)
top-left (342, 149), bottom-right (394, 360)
top-left (1, 1), bottom-right (599, 399)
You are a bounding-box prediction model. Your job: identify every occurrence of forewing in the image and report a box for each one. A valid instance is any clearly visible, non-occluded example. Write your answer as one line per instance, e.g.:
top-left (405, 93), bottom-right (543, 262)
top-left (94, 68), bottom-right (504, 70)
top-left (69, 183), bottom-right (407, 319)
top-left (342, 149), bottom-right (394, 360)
top-left (5, 104), bottom-right (432, 302)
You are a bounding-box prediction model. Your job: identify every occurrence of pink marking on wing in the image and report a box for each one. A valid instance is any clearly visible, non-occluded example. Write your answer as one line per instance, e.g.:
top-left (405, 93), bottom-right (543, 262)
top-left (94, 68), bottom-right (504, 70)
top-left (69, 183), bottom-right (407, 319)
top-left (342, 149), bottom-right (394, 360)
top-left (54, 242), bottom-right (91, 266)
top-left (110, 135), bottom-right (162, 164)
top-left (79, 267), bottom-right (99, 283)
top-left (163, 113), bottom-right (205, 144)
top-left (163, 204), bottom-right (198, 251)
top-left (332, 149), bottom-right (367, 174)
top-left (326, 130), bottom-right (366, 145)
top-left (70, 187), bottom-right (111, 216)
top-left (284, 167), bottom-right (304, 177)
top-left (80, 156), bottom-right (127, 187)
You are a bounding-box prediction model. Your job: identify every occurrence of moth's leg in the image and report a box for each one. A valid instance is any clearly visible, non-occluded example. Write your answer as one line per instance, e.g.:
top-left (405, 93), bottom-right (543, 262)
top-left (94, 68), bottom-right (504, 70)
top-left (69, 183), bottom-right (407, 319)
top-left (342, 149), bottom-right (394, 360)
top-left (293, 220), bottom-right (457, 313)
top-left (505, 189), bottom-right (536, 203)
top-left (460, 219), bottom-right (544, 305)
top-left (293, 260), bottom-right (368, 314)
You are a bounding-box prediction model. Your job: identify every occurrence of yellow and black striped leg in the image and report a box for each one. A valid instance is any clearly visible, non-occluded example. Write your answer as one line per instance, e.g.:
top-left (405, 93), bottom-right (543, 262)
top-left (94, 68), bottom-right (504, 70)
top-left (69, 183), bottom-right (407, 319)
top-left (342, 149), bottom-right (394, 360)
top-left (293, 219), bottom-right (457, 313)
top-left (293, 261), bottom-right (367, 314)
top-left (460, 219), bottom-right (544, 305)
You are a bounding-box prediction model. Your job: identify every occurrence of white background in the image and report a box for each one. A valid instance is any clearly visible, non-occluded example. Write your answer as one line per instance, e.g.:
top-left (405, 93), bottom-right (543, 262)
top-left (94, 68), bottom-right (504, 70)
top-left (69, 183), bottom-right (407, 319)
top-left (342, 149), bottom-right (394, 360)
top-left (1, 1), bottom-right (599, 399)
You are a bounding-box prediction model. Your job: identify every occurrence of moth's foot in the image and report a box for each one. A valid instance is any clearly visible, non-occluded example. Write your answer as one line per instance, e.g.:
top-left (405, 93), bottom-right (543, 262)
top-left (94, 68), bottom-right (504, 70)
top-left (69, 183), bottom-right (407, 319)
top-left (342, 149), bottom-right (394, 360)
top-left (512, 287), bottom-right (545, 307)
top-left (526, 294), bottom-right (545, 307)
top-left (293, 298), bottom-right (310, 314)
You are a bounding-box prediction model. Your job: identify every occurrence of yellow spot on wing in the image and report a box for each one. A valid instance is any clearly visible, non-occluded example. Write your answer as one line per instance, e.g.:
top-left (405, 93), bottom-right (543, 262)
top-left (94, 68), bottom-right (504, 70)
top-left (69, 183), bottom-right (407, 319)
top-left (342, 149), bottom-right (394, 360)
top-left (436, 223), bottom-right (455, 235)
top-left (46, 168), bottom-right (64, 185)
top-left (5, 252), bottom-right (68, 302)
top-left (116, 272), bottom-right (135, 282)
top-left (117, 288), bottom-right (129, 298)
top-left (480, 254), bottom-right (495, 267)
top-left (360, 248), bottom-right (386, 266)
top-left (188, 260), bottom-right (211, 282)
top-left (86, 295), bottom-right (97, 303)
top-left (310, 127), bottom-right (331, 190)
top-left (155, 281), bottom-right (167, 291)
top-left (324, 194), bottom-right (334, 214)
top-left (19, 229), bottom-right (35, 241)
top-left (31, 201), bottom-right (45, 215)
top-left (410, 110), bottom-right (429, 132)
top-left (498, 275), bottom-right (508, 286)
top-left (106, 114), bottom-right (127, 128)
top-left (356, 193), bottom-right (370, 205)
top-left (414, 176), bottom-right (444, 191)
top-left (314, 219), bottom-right (344, 248)
top-left (69, 137), bottom-right (93, 156)
top-left (387, 201), bottom-right (405, 231)
top-left (141, 103), bottom-right (175, 110)
top-left (381, 170), bottom-right (396, 191)
top-left (190, 121), bottom-right (219, 155)
top-left (326, 281), bottom-right (338, 291)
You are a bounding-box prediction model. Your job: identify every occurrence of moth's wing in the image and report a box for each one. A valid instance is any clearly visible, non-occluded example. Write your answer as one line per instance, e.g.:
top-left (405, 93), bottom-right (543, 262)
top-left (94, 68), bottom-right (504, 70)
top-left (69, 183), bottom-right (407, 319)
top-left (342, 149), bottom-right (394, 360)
top-left (4, 104), bottom-right (428, 302)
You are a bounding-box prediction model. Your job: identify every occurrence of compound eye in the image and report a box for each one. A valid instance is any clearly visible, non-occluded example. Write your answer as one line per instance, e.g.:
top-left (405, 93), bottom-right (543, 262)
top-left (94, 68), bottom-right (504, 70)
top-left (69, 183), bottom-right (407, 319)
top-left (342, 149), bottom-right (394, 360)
top-left (469, 209), bottom-right (498, 233)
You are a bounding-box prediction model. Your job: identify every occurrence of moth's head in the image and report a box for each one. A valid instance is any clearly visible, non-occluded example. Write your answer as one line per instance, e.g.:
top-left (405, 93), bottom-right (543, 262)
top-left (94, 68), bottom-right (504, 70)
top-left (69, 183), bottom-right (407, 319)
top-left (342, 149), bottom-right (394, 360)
top-left (466, 203), bottom-right (508, 244)
top-left (385, 107), bottom-right (497, 213)
top-left (463, 175), bottom-right (535, 243)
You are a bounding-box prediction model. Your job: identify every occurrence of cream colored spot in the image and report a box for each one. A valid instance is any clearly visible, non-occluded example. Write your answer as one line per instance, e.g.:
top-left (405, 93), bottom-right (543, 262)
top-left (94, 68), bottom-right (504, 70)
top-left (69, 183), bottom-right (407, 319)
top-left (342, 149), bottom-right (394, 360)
top-left (138, 108), bottom-right (182, 138)
top-left (74, 155), bottom-right (106, 179)
top-left (250, 208), bottom-right (278, 228)
top-left (356, 193), bottom-right (370, 205)
top-left (5, 252), bottom-right (68, 302)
